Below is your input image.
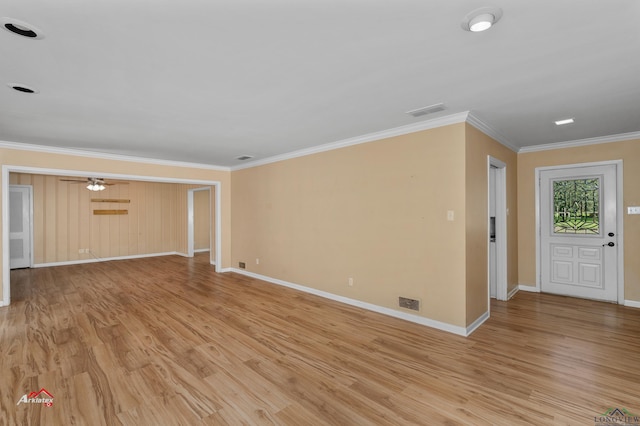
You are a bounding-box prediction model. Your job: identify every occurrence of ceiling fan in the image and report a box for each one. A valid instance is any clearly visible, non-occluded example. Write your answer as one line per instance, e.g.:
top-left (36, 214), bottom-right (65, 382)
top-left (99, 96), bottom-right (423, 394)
top-left (59, 177), bottom-right (129, 191)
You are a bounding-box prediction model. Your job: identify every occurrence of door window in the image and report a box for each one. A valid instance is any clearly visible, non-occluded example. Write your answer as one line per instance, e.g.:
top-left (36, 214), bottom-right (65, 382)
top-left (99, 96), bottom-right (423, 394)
top-left (552, 178), bottom-right (600, 235)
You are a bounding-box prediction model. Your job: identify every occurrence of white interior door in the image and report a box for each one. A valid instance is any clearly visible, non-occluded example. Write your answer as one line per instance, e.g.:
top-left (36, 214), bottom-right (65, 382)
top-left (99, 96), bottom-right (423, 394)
top-left (540, 164), bottom-right (617, 302)
top-left (9, 185), bottom-right (32, 269)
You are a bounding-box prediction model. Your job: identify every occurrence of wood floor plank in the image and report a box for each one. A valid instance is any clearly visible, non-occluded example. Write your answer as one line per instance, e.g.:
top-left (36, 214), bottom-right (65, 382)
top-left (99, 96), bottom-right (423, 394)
top-left (2, 253), bottom-right (640, 425)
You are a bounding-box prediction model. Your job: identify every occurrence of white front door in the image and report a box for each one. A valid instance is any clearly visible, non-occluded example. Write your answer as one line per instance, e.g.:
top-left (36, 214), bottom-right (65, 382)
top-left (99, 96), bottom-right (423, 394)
top-left (9, 185), bottom-right (32, 269)
top-left (540, 164), bottom-right (618, 302)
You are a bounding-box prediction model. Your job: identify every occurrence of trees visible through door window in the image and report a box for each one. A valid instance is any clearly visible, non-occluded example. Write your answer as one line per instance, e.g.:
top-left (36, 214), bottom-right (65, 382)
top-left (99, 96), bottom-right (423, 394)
top-left (553, 178), bottom-right (600, 234)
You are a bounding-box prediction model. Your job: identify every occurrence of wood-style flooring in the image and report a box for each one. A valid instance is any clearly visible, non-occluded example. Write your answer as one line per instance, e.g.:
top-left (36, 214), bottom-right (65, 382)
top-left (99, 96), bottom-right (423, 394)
top-left (1, 254), bottom-right (639, 425)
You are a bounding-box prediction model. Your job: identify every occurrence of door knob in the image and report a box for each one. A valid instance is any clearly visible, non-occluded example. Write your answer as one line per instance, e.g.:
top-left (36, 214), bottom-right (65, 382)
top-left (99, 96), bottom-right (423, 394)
top-left (602, 242), bottom-right (615, 247)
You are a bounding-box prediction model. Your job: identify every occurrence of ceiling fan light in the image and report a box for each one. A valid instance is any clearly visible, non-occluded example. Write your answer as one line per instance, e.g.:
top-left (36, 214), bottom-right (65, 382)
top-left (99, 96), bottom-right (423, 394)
top-left (86, 183), bottom-right (105, 191)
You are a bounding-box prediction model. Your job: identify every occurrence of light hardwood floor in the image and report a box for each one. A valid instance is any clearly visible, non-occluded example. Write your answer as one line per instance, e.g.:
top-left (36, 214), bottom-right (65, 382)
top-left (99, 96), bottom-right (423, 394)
top-left (1, 254), bottom-right (639, 425)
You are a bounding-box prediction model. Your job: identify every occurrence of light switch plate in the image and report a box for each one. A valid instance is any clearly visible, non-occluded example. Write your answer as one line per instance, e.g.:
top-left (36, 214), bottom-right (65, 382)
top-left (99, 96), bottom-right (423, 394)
top-left (628, 206), bottom-right (640, 215)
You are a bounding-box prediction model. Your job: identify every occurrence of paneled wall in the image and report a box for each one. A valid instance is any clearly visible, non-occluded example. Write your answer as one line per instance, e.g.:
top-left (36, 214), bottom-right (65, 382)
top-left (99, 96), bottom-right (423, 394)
top-left (9, 174), bottom-right (215, 264)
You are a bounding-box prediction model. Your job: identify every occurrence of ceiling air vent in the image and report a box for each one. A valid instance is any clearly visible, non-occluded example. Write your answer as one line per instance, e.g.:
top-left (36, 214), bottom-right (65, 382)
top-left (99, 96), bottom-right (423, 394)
top-left (236, 155), bottom-right (254, 161)
top-left (406, 103), bottom-right (446, 118)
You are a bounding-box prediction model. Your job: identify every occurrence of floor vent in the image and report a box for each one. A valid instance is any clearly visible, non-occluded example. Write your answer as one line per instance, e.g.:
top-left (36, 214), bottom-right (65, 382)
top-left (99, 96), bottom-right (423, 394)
top-left (399, 296), bottom-right (420, 311)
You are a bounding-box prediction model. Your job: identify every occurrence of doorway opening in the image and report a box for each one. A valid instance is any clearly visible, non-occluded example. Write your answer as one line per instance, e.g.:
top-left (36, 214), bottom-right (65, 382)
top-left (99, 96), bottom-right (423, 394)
top-left (488, 156), bottom-right (507, 303)
top-left (2, 165), bottom-right (222, 307)
top-left (187, 187), bottom-right (214, 263)
top-left (9, 185), bottom-right (33, 269)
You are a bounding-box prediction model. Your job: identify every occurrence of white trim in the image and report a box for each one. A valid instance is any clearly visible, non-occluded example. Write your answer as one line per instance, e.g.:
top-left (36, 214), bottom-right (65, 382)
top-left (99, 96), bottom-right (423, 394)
top-left (489, 156), bottom-right (508, 301)
top-left (518, 285), bottom-right (540, 293)
top-left (520, 131), bottom-right (640, 153)
top-left (32, 251), bottom-right (180, 268)
top-left (4, 165), bottom-right (219, 185)
top-left (507, 286), bottom-right (519, 300)
top-left (187, 187), bottom-right (213, 259)
top-left (2, 167), bottom-right (9, 305)
top-left (624, 300), bottom-right (640, 309)
top-left (467, 113), bottom-right (519, 152)
top-left (1, 165), bottom-right (224, 307)
top-left (187, 190), bottom-right (194, 257)
top-left (535, 160), bottom-right (624, 303)
top-left (231, 112), bottom-right (471, 171)
top-left (0, 140), bottom-right (229, 171)
top-left (466, 311), bottom-right (490, 336)
top-left (194, 248), bottom-right (210, 253)
top-left (229, 268), bottom-right (473, 336)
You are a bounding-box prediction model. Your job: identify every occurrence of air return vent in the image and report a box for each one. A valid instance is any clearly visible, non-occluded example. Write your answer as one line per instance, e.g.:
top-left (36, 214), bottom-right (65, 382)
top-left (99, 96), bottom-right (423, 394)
top-left (399, 296), bottom-right (420, 311)
top-left (405, 103), bottom-right (446, 118)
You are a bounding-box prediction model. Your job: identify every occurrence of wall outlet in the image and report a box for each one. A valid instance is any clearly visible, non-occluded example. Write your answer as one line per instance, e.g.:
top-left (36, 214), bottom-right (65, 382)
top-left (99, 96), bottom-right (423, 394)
top-left (399, 296), bottom-right (420, 311)
top-left (239, 262), bottom-right (246, 269)
top-left (348, 277), bottom-right (353, 287)
top-left (628, 206), bottom-right (640, 215)
top-left (78, 248), bottom-right (84, 254)
top-left (256, 258), bottom-right (260, 265)
top-left (447, 210), bottom-right (454, 221)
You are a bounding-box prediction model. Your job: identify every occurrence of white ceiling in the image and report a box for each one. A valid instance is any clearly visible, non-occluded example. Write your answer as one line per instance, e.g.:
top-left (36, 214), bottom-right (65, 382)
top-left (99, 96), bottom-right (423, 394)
top-left (1, 0), bottom-right (639, 168)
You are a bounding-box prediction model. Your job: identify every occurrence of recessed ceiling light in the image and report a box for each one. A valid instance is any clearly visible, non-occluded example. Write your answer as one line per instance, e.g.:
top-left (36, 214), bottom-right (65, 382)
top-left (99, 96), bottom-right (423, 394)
top-left (1, 17), bottom-right (44, 39)
top-left (7, 83), bottom-right (39, 94)
top-left (554, 118), bottom-right (575, 126)
top-left (236, 155), bottom-right (254, 161)
top-left (461, 7), bottom-right (503, 32)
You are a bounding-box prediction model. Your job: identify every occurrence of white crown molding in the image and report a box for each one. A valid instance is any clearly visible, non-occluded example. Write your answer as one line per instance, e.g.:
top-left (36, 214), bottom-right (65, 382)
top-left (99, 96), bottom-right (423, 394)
top-left (466, 113), bottom-right (519, 152)
top-left (231, 111), bottom-right (471, 171)
top-left (519, 131), bottom-right (640, 153)
top-left (0, 140), bottom-right (230, 172)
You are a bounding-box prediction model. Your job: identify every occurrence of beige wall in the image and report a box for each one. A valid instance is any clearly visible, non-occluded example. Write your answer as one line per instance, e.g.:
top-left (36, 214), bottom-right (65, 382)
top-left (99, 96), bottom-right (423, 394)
top-left (232, 124), bottom-right (469, 327)
top-left (0, 147), bottom-right (230, 302)
top-left (518, 139), bottom-right (640, 302)
top-left (464, 125), bottom-right (518, 325)
top-left (194, 189), bottom-right (211, 251)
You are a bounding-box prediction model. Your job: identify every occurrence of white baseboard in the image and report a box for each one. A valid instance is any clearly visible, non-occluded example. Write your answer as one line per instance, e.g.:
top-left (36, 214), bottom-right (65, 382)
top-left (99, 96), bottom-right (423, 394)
top-left (194, 248), bottom-right (210, 253)
top-left (507, 286), bottom-right (519, 300)
top-left (33, 251), bottom-right (180, 268)
top-left (624, 300), bottom-right (640, 308)
top-left (518, 284), bottom-right (540, 293)
top-left (466, 311), bottom-right (489, 335)
top-left (228, 268), bottom-right (472, 336)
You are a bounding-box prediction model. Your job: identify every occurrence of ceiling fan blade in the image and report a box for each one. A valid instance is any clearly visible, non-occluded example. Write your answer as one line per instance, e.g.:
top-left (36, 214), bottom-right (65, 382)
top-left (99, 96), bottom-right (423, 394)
top-left (60, 179), bottom-right (89, 183)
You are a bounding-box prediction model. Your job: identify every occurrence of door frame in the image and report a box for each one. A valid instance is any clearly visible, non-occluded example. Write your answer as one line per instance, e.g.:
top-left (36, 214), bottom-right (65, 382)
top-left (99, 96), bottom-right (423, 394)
top-left (187, 187), bottom-right (213, 260)
top-left (2, 165), bottom-right (223, 307)
top-left (9, 184), bottom-right (34, 269)
top-left (488, 156), bottom-right (508, 302)
top-left (535, 160), bottom-right (624, 303)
